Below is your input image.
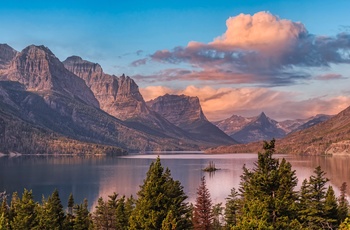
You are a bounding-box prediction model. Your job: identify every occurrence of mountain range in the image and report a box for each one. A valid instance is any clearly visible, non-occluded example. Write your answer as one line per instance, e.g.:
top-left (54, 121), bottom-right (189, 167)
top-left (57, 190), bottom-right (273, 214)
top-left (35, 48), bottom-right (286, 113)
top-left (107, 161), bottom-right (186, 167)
top-left (214, 112), bottom-right (332, 143)
top-left (0, 43), bottom-right (347, 155)
top-left (0, 44), bottom-right (235, 154)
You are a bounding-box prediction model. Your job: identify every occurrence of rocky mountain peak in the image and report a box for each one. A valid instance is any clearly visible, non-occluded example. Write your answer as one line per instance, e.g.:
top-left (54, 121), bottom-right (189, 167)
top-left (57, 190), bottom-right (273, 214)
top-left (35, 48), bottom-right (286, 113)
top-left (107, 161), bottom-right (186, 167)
top-left (63, 57), bottom-right (149, 120)
top-left (147, 94), bottom-right (207, 127)
top-left (0, 44), bottom-right (18, 67)
top-left (147, 94), bottom-right (235, 146)
top-left (1, 45), bottom-right (99, 108)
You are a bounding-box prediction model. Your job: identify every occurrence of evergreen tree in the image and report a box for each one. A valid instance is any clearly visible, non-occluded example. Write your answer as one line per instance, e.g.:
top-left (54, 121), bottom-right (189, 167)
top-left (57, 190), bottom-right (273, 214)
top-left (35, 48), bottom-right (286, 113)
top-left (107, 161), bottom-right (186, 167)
top-left (324, 186), bottom-right (338, 229)
top-left (235, 139), bottom-right (298, 229)
top-left (36, 189), bottom-right (65, 230)
top-left (161, 210), bottom-right (177, 230)
top-left (92, 197), bottom-right (109, 229)
top-left (298, 166), bottom-right (330, 229)
top-left (115, 196), bottom-right (128, 230)
top-left (338, 182), bottom-right (349, 224)
top-left (64, 193), bottom-right (75, 230)
top-left (10, 189), bottom-right (38, 230)
top-left (68, 193), bottom-right (75, 216)
top-left (225, 188), bottom-right (240, 228)
top-left (73, 199), bottom-right (91, 230)
top-left (129, 157), bottom-right (191, 230)
top-left (192, 176), bottom-right (213, 230)
top-left (212, 203), bottom-right (224, 230)
top-left (0, 195), bottom-right (10, 230)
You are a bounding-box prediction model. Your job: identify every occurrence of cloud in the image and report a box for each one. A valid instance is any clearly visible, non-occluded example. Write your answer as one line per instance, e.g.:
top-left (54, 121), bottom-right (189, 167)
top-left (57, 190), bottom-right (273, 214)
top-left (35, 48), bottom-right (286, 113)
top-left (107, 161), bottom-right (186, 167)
top-left (315, 73), bottom-right (346, 81)
top-left (141, 85), bottom-right (350, 121)
top-left (134, 12), bottom-right (350, 86)
top-left (210, 11), bottom-right (307, 54)
top-left (130, 58), bottom-right (148, 66)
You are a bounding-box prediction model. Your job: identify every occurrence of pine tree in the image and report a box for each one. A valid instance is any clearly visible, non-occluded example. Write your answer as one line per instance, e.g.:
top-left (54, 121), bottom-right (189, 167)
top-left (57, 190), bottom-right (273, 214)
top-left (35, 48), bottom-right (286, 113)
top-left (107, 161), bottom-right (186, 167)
top-left (92, 197), bottom-right (109, 229)
top-left (68, 193), bottom-right (75, 216)
top-left (73, 199), bottom-right (91, 230)
top-left (324, 186), bottom-right (338, 229)
top-left (298, 166), bottom-right (330, 229)
top-left (0, 195), bottom-right (10, 230)
top-left (212, 203), bottom-right (224, 230)
top-left (64, 193), bottom-right (75, 230)
top-left (35, 189), bottom-right (65, 230)
top-left (129, 157), bottom-right (191, 230)
top-left (10, 189), bottom-right (38, 230)
top-left (338, 182), bottom-right (349, 224)
top-left (235, 139), bottom-right (298, 229)
top-left (225, 188), bottom-right (240, 228)
top-left (192, 176), bottom-right (213, 230)
top-left (161, 210), bottom-right (177, 230)
top-left (115, 196), bottom-right (128, 230)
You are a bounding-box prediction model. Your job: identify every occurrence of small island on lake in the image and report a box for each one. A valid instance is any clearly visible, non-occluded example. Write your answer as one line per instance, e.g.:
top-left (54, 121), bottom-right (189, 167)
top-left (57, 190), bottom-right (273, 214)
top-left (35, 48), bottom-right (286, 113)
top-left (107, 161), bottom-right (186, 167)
top-left (202, 161), bottom-right (220, 172)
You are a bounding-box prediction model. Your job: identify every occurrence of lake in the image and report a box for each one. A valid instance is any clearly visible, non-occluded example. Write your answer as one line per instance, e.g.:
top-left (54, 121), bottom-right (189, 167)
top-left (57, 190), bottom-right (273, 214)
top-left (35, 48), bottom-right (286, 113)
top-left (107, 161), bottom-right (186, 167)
top-left (1, 153), bottom-right (350, 209)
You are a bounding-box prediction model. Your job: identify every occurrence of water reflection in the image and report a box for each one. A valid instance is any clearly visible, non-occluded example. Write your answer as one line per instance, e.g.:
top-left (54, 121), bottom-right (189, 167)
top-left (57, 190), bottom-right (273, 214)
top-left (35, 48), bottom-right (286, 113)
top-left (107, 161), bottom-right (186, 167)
top-left (0, 154), bottom-right (349, 209)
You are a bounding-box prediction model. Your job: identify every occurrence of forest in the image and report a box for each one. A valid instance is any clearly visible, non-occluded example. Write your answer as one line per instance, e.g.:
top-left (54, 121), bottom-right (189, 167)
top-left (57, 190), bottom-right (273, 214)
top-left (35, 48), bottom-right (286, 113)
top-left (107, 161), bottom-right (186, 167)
top-left (1, 140), bottom-right (350, 230)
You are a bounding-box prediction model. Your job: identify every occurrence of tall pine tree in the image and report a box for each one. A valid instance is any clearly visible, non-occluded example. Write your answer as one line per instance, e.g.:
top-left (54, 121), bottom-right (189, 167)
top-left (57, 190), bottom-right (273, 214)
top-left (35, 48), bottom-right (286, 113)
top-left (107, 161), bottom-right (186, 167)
top-left (129, 157), bottom-right (191, 230)
top-left (192, 176), bottom-right (213, 230)
top-left (235, 139), bottom-right (299, 229)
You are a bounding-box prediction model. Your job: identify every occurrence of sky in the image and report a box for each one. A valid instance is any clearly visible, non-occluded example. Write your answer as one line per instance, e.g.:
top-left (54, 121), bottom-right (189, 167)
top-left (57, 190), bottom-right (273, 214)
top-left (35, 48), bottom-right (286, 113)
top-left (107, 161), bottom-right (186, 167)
top-left (1, 0), bottom-right (350, 121)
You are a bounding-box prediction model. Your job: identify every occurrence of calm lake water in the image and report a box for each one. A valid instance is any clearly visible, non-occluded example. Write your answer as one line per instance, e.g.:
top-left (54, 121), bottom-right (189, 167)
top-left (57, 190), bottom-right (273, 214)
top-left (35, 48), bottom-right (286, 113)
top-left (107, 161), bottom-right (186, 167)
top-left (1, 153), bottom-right (350, 209)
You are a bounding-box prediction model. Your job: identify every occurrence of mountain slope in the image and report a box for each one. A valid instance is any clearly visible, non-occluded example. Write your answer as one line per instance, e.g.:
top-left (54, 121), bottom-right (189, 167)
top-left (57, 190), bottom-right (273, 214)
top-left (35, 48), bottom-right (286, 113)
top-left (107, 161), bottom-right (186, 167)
top-left (147, 94), bottom-right (237, 147)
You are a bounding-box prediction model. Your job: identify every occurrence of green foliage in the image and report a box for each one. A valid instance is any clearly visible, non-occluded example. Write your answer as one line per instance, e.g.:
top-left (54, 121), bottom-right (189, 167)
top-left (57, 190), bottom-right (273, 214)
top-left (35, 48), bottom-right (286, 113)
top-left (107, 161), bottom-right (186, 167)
top-left (73, 199), bottom-right (92, 230)
top-left (298, 166), bottom-right (331, 229)
top-left (129, 156), bottom-right (192, 230)
top-left (235, 139), bottom-right (298, 229)
top-left (10, 189), bottom-right (38, 230)
top-left (36, 189), bottom-right (65, 230)
top-left (193, 176), bottom-right (214, 230)
top-left (225, 188), bottom-right (240, 228)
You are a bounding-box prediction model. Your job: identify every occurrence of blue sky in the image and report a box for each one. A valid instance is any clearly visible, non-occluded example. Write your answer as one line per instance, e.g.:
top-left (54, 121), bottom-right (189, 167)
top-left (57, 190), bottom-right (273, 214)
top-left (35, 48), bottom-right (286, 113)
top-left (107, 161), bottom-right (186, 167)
top-left (1, 0), bottom-right (350, 120)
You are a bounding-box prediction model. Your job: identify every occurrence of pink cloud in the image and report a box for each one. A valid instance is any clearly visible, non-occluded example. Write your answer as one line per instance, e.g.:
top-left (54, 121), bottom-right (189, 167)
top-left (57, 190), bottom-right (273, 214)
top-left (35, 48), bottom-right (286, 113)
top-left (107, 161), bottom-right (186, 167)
top-left (315, 73), bottom-right (346, 81)
top-left (211, 11), bottom-right (306, 54)
top-left (134, 12), bottom-right (350, 86)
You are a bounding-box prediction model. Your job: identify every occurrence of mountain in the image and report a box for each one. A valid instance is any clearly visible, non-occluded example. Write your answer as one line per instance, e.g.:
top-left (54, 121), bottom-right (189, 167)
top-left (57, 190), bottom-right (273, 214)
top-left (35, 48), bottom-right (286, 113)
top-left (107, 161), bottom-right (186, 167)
top-left (207, 107), bottom-right (350, 155)
top-left (213, 114), bottom-right (254, 136)
top-left (229, 112), bottom-right (285, 143)
top-left (63, 56), bottom-right (148, 120)
top-left (63, 56), bottom-right (199, 145)
top-left (215, 112), bottom-right (332, 143)
top-left (0, 45), bottom-right (99, 108)
top-left (0, 44), bottom-right (17, 68)
top-left (278, 114), bottom-right (332, 134)
top-left (0, 45), bottom-right (198, 153)
top-left (147, 94), bottom-right (237, 146)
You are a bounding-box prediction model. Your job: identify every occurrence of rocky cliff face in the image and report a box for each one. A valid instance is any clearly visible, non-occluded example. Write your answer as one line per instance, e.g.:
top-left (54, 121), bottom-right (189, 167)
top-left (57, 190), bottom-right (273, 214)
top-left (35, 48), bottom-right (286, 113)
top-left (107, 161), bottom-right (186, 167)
top-left (0, 44), bottom-right (18, 68)
top-left (147, 94), bottom-right (236, 146)
top-left (63, 56), bottom-right (202, 147)
top-left (147, 94), bottom-right (207, 128)
top-left (63, 56), bottom-right (148, 120)
top-left (0, 45), bottom-right (99, 108)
